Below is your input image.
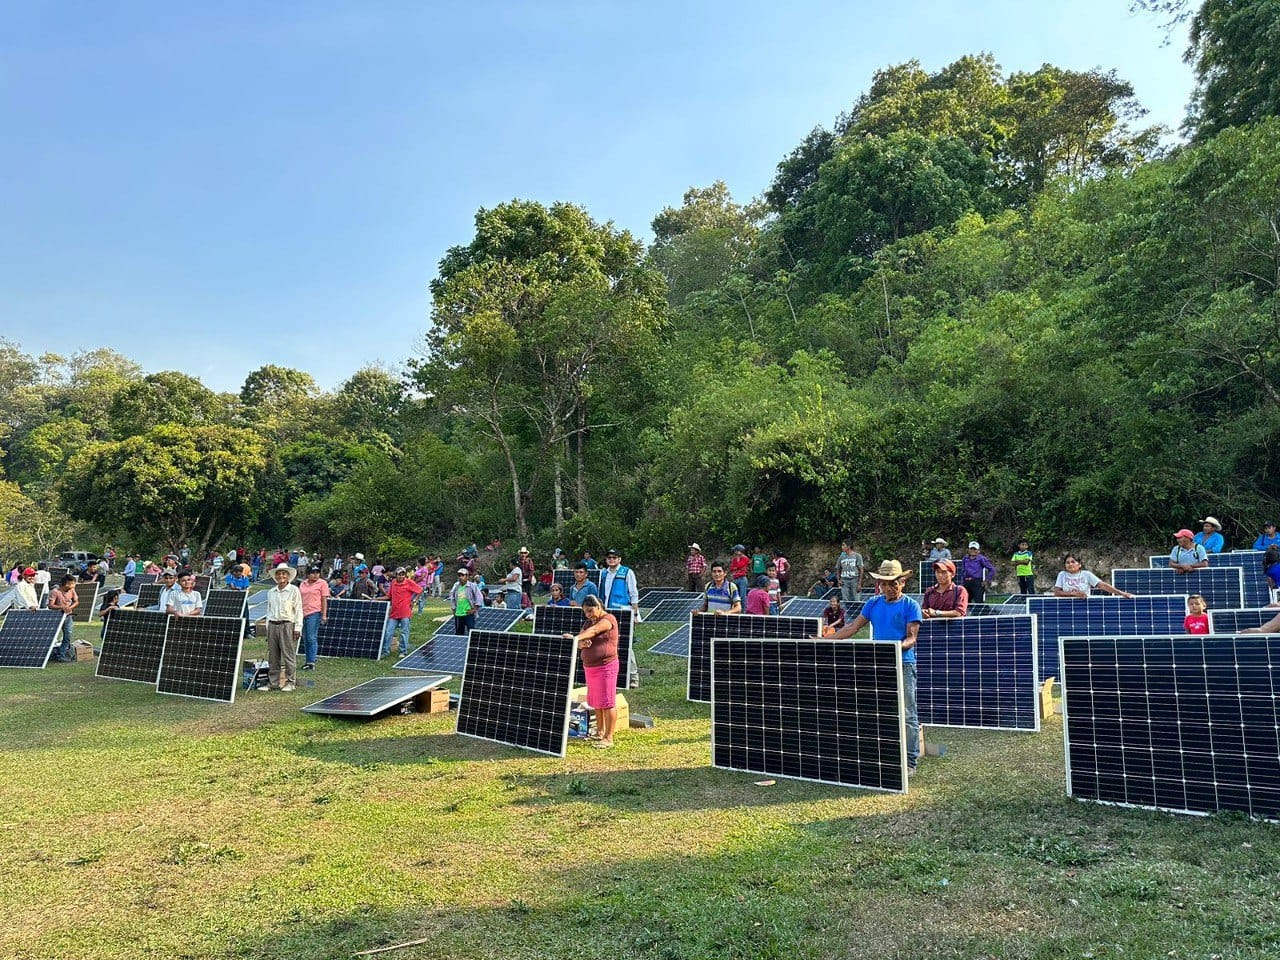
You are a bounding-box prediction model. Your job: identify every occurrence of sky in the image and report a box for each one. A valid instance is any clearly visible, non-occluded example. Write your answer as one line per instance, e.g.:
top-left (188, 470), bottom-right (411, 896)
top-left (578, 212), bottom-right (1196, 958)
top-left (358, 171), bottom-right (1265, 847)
top-left (1, 1), bottom-right (1194, 392)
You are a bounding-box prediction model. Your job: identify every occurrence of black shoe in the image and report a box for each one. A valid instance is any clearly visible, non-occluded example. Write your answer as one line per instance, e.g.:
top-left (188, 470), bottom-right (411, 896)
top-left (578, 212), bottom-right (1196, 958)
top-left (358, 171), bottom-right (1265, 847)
top-left (301, 663), bottom-right (315, 670)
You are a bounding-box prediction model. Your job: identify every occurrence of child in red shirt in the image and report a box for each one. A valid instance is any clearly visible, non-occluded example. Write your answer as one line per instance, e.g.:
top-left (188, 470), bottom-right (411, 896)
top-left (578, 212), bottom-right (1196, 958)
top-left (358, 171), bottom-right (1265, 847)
top-left (1184, 595), bottom-right (1210, 635)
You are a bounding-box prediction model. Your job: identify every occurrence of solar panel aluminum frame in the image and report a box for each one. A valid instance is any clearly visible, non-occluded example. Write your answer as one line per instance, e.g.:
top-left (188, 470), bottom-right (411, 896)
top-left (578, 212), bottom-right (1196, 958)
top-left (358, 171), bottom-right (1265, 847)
top-left (455, 630), bottom-right (577, 757)
top-left (301, 674), bottom-right (453, 717)
top-left (0, 610), bottom-right (67, 669)
top-left (1059, 633), bottom-right (1280, 821)
top-left (687, 613), bottom-right (823, 703)
top-left (156, 615), bottom-right (247, 704)
top-left (710, 637), bottom-right (908, 794)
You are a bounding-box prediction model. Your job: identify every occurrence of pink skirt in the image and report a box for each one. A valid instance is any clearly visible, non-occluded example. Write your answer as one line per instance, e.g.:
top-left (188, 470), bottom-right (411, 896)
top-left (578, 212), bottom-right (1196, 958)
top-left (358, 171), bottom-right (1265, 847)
top-left (583, 660), bottom-right (619, 709)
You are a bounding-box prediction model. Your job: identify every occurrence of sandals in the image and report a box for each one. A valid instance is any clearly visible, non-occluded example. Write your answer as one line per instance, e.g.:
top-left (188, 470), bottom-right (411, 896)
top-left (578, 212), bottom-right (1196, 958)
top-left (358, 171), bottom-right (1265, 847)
top-left (590, 740), bottom-right (614, 749)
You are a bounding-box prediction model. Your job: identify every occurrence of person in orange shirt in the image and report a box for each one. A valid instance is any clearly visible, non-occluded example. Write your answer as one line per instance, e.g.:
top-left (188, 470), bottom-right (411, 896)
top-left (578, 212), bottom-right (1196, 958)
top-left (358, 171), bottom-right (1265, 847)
top-left (298, 565), bottom-right (331, 670)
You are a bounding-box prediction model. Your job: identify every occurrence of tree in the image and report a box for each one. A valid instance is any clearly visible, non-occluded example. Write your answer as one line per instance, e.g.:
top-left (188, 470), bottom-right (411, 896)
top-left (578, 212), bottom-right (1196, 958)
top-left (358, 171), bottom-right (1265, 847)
top-left (1185, 0), bottom-right (1280, 139)
top-left (648, 182), bottom-right (762, 307)
top-left (59, 424), bottom-right (274, 557)
top-left (107, 371), bottom-right (234, 437)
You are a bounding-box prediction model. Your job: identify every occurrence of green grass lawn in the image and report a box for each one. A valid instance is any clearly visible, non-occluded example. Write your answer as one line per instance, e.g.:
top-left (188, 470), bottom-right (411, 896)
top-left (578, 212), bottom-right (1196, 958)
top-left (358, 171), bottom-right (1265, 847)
top-left (2, 600), bottom-right (1278, 959)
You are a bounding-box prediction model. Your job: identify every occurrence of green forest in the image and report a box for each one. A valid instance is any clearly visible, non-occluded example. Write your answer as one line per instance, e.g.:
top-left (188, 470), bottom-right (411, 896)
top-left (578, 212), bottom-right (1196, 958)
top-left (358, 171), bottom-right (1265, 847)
top-left (2, 0), bottom-right (1278, 567)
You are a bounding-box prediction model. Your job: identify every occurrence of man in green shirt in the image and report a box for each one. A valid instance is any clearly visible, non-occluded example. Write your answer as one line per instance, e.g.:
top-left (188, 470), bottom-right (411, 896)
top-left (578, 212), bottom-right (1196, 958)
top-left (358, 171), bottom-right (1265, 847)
top-left (1011, 540), bottom-right (1035, 595)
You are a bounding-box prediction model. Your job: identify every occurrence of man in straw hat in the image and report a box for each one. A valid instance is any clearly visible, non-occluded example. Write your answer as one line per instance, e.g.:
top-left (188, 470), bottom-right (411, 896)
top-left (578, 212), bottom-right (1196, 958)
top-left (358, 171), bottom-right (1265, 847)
top-left (1194, 516), bottom-right (1225, 554)
top-left (264, 562), bottom-right (303, 692)
top-left (826, 558), bottom-right (923, 775)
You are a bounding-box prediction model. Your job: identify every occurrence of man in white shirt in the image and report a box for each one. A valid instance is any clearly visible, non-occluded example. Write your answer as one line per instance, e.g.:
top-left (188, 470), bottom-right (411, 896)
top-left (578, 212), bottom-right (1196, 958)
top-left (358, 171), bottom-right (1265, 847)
top-left (264, 563), bottom-right (303, 692)
top-left (154, 570), bottom-right (179, 612)
top-left (166, 573), bottom-right (204, 617)
top-left (12, 567), bottom-right (39, 610)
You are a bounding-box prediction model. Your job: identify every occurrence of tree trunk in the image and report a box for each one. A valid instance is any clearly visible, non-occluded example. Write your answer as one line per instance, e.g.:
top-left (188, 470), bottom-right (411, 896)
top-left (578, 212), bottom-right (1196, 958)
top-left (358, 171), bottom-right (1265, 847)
top-left (575, 405), bottom-right (588, 512)
top-left (553, 459), bottom-right (564, 530)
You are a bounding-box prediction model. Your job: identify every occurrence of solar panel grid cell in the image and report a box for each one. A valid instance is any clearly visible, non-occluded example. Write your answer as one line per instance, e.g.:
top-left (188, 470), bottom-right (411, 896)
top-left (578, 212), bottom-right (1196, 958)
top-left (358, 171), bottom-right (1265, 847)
top-left (1027, 595), bottom-right (1190, 681)
top-left (710, 637), bottom-right (907, 793)
top-left (911, 615), bottom-right (1039, 731)
top-left (688, 613), bottom-right (822, 703)
top-left (96, 609), bottom-right (170, 683)
top-left (0, 610), bottom-right (66, 668)
top-left (531, 605), bottom-right (634, 690)
top-left (1061, 633), bottom-right (1280, 820)
top-left (156, 615), bottom-right (246, 703)
top-left (455, 630), bottom-right (577, 756)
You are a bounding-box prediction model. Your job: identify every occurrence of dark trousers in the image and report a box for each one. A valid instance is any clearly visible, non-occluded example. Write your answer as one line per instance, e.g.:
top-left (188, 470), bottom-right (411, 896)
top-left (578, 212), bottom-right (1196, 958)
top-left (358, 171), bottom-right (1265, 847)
top-left (454, 612), bottom-right (476, 636)
top-left (963, 578), bottom-right (986, 604)
top-left (1017, 575), bottom-right (1035, 595)
top-left (685, 572), bottom-right (703, 593)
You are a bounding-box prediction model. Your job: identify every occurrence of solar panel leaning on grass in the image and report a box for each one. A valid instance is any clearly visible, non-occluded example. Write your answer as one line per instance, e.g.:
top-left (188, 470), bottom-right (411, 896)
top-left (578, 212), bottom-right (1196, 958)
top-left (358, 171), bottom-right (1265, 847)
top-left (531, 605), bottom-right (635, 690)
top-left (637, 588), bottom-right (700, 608)
top-left (308, 597), bottom-right (389, 659)
top-left (303, 675), bottom-right (453, 717)
top-left (156, 615), bottom-right (246, 703)
top-left (1147, 550), bottom-right (1270, 608)
top-left (1026, 595), bottom-right (1189, 682)
top-left (0, 610), bottom-right (67, 668)
top-left (455, 629), bottom-right (577, 756)
top-left (395, 633), bottom-right (472, 675)
top-left (905, 614), bottom-right (1040, 732)
top-left (779, 597), bottom-right (866, 619)
top-left (1111, 567), bottom-right (1244, 610)
top-left (643, 595), bottom-right (707, 623)
top-left (97, 609), bottom-right (171, 683)
top-left (710, 637), bottom-right (907, 793)
top-left (648, 622), bottom-right (691, 657)
top-left (687, 613), bottom-right (822, 703)
top-left (1060, 633), bottom-right (1280, 820)
top-left (1208, 609), bottom-right (1279, 633)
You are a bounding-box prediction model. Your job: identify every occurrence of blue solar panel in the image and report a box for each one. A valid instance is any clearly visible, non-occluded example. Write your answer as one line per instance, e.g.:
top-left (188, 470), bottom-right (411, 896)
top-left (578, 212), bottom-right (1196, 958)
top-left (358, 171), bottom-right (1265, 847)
top-left (1208, 609), bottom-right (1278, 633)
top-left (1112, 568), bottom-right (1243, 610)
top-left (433, 606), bottom-right (523, 636)
top-left (1148, 550), bottom-right (1270, 607)
top-left (1026, 595), bottom-right (1189, 681)
top-left (649, 623), bottom-right (690, 657)
top-left (780, 598), bottom-right (865, 619)
top-left (1061, 633), bottom-right (1280, 820)
top-left (644, 596), bottom-right (707, 622)
top-left (909, 615), bottom-right (1039, 731)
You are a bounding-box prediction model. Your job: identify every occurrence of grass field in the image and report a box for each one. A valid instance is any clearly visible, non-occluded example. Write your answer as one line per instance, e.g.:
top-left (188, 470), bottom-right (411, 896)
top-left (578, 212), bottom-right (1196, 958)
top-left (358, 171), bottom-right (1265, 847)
top-left (2, 599), bottom-right (1278, 960)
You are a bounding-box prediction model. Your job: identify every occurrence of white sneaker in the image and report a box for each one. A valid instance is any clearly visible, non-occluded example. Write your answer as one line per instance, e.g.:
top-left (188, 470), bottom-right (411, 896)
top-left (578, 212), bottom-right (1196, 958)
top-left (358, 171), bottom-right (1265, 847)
top-left (282, 682), bottom-right (296, 692)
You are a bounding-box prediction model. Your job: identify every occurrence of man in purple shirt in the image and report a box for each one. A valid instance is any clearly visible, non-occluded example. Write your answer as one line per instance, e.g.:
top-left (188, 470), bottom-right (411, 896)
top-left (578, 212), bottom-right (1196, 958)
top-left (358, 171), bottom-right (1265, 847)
top-left (960, 541), bottom-right (997, 603)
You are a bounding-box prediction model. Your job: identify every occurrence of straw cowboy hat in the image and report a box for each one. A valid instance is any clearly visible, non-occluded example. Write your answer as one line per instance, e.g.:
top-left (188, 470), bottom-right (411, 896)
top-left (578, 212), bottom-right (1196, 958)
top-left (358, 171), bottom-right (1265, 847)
top-left (870, 560), bottom-right (912, 581)
top-left (1199, 517), bottom-right (1222, 530)
top-left (270, 562), bottom-right (297, 583)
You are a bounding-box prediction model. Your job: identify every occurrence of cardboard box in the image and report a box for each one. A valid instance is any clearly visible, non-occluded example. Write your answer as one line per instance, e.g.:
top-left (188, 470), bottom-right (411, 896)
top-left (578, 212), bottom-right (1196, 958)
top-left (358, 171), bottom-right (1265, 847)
top-left (570, 687), bottom-right (629, 734)
top-left (72, 642), bottom-right (95, 662)
top-left (413, 688), bottom-right (451, 714)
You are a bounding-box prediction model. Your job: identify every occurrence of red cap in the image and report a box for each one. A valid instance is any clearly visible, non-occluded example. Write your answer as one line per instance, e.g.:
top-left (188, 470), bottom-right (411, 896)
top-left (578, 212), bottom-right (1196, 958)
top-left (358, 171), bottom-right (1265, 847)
top-left (22, 567), bottom-right (36, 577)
top-left (933, 559), bottom-right (956, 574)
top-left (1174, 528), bottom-right (1195, 540)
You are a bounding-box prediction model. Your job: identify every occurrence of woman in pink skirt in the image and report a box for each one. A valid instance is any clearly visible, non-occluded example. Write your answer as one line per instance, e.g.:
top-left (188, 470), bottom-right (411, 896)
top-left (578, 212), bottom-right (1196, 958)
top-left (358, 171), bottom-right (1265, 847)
top-left (565, 595), bottom-right (620, 748)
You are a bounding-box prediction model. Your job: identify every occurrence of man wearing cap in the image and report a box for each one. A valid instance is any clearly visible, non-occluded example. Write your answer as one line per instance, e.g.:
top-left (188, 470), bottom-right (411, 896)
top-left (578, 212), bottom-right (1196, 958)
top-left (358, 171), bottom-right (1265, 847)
top-left (924, 538), bottom-right (951, 563)
top-left (685, 543), bottom-right (707, 593)
top-left (959, 541), bottom-right (996, 604)
top-left (1194, 517), bottom-right (1225, 554)
top-left (828, 559), bottom-right (923, 775)
top-left (922, 559), bottom-right (968, 618)
top-left (601, 548), bottom-right (641, 687)
top-left (837, 540), bottom-right (865, 603)
top-left (298, 565), bottom-right (331, 670)
top-left (382, 567), bottom-right (422, 659)
top-left (1253, 522), bottom-right (1279, 552)
top-left (1169, 529), bottom-right (1210, 573)
top-left (154, 569), bottom-right (179, 612)
top-left (449, 568), bottom-right (486, 635)
top-left (517, 547), bottom-right (536, 605)
top-left (12, 567), bottom-right (39, 610)
top-left (264, 563), bottom-right (303, 692)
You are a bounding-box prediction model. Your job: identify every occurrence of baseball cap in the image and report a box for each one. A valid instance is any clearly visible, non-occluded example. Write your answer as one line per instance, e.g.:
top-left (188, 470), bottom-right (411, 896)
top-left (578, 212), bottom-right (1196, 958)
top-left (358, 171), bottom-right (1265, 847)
top-left (968, 541), bottom-right (980, 549)
top-left (22, 567), bottom-right (35, 577)
top-left (933, 559), bottom-right (956, 573)
top-left (605, 547), bottom-right (621, 557)
top-left (1174, 528), bottom-right (1195, 539)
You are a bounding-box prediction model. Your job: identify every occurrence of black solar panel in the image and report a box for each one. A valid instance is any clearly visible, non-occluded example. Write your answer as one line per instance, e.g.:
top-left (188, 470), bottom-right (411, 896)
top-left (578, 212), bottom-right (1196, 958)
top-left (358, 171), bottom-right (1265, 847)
top-left (910, 615), bottom-right (1039, 731)
top-left (97, 609), bottom-right (170, 684)
top-left (532, 605), bottom-right (635, 690)
top-left (644, 596), bottom-right (707, 622)
top-left (71, 582), bottom-right (99, 623)
top-left (688, 613), bottom-right (822, 703)
top-left (1148, 551), bottom-right (1270, 607)
top-left (136, 583), bottom-right (164, 609)
top-left (156, 615), bottom-right (246, 703)
top-left (131, 573), bottom-right (158, 586)
top-left (1026, 596), bottom-right (1189, 681)
top-left (395, 633), bottom-right (471, 675)
top-left (311, 598), bottom-right (388, 660)
top-left (1061, 633), bottom-right (1280, 820)
top-left (780, 597), bottom-right (865, 620)
top-left (1208, 609), bottom-right (1278, 633)
top-left (302, 675), bottom-right (453, 717)
top-left (192, 575), bottom-right (212, 596)
top-left (432, 606), bottom-right (523, 636)
top-left (649, 623), bottom-right (691, 657)
top-left (711, 638), bottom-right (907, 793)
top-left (552, 569), bottom-right (576, 592)
top-left (1111, 567), bottom-right (1243, 610)
top-left (455, 629), bottom-right (576, 756)
top-left (0, 610), bottom-right (66, 668)
top-left (203, 590), bottom-right (248, 619)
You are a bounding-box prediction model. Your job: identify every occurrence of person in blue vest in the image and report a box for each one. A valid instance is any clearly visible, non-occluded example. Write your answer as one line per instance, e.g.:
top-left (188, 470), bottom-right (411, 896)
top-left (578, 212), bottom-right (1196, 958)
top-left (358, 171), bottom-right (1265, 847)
top-left (601, 547), bottom-right (640, 687)
top-left (825, 558), bottom-right (923, 776)
top-left (1194, 517), bottom-right (1225, 554)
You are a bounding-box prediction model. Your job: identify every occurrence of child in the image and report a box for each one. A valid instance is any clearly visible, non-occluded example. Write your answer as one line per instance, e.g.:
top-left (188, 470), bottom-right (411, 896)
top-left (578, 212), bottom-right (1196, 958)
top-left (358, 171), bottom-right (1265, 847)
top-left (822, 594), bottom-right (845, 637)
top-left (1185, 595), bottom-right (1210, 635)
top-left (548, 583), bottom-right (571, 607)
top-left (1011, 540), bottom-right (1035, 595)
top-left (766, 575), bottom-right (782, 615)
top-left (99, 588), bottom-right (123, 640)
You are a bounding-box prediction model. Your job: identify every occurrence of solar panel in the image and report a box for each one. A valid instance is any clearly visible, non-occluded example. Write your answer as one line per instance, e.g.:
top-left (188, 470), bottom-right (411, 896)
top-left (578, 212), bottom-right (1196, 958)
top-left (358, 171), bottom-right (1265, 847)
top-left (71, 582), bottom-right (100, 622)
top-left (115, 593), bottom-right (139, 609)
top-left (0, 610), bottom-right (66, 668)
top-left (156, 615), bottom-right (246, 703)
top-left (1112, 567), bottom-right (1243, 610)
top-left (190, 575), bottom-right (212, 596)
top-left (455, 629), bottom-right (576, 756)
top-left (649, 623), bottom-right (691, 657)
top-left (638, 588), bottom-right (699, 606)
top-left (644, 596), bottom-right (707, 622)
top-left (780, 598), bottom-right (865, 619)
top-left (1003, 594), bottom-right (1029, 605)
top-left (968, 603), bottom-right (1020, 616)
top-left (131, 573), bottom-right (158, 586)
top-left (531, 605), bottom-right (635, 689)
top-left (1061, 633), bottom-right (1280, 820)
top-left (1026, 595), bottom-right (1189, 681)
top-left (552, 569), bottom-right (576, 593)
top-left (302, 675), bottom-right (453, 717)
top-left (203, 590), bottom-right (248, 619)
top-left (247, 593), bottom-right (270, 619)
top-left (46, 566), bottom-right (70, 582)
top-left (136, 583), bottom-right (164, 609)
top-left (711, 637), bottom-right (907, 793)
top-left (0, 591), bottom-right (15, 618)
top-left (432, 606), bottom-right (523, 636)
top-left (310, 597), bottom-right (388, 659)
top-left (1208, 609), bottom-right (1278, 633)
top-left (96, 609), bottom-right (170, 684)
top-left (688, 613), bottom-right (822, 703)
top-left (917, 561), bottom-right (941, 588)
top-left (395, 633), bottom-right (471, 675)
top-left (1148, 551), bottom-right (1270, 607)
top-left (909, 615), bottom-right (1039, 732)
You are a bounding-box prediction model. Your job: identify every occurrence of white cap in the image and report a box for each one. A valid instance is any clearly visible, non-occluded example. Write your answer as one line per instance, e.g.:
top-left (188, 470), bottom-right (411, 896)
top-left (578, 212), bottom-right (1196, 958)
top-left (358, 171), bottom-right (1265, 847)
top-left (689, 543), bottom-right (701, 551)
top-left (968, 541), bottom-right (980, 549)
top-left (355, 553), bottom-right (364, 560)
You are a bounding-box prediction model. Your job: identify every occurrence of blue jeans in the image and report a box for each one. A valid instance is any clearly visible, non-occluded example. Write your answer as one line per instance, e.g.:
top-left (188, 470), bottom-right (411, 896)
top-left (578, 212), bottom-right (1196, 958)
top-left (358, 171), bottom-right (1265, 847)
top-left (840, 578), bottom-right (860, 603)
top-left (302, 612), bottom-right (321, 665)
top-left (733, 577), bottom-right (749, 605)
top-left (56, 616), bottom-right (74, 661)
top-left (903, 661), bottom-right (919, 768)
top-left (454, 612), bottom-right (475, 636)
top-left (416, 589), bottom-right (429, 614)
top-left (382, 617), bottom-right (411, 656)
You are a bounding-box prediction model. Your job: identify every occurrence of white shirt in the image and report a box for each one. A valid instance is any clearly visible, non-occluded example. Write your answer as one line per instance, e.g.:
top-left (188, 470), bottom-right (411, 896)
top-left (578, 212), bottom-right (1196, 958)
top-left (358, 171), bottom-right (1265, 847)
top-left (168, 589), bottom-right (204, 616)
top-left (266, 582), bottom-right (304, 632)
top-left (1055, 570), bottom-right (1102, 596)
top-left (34, 570), bottom-right (50, 586)
top-left (13, 580), bottom-right (39, 610)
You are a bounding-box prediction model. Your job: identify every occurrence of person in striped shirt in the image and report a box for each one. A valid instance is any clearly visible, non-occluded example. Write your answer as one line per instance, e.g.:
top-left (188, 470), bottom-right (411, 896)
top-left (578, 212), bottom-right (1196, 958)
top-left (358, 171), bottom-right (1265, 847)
top-left (701, 562), bottom-right (741, 615)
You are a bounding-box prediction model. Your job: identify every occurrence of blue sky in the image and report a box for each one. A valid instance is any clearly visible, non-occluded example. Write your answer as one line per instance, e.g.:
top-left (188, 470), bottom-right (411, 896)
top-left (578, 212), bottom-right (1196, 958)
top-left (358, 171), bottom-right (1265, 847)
top-left (1, 1), bottom-right (1193, 392)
